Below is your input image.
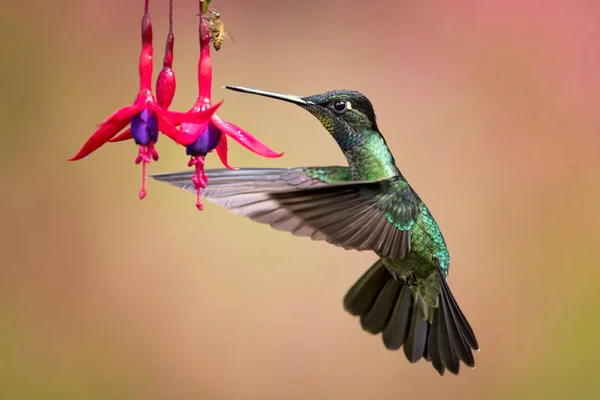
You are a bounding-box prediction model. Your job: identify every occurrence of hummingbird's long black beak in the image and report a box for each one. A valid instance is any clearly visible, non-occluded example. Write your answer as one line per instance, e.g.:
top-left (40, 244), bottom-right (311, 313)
top-left (225, 86), bottom-right (314, 106)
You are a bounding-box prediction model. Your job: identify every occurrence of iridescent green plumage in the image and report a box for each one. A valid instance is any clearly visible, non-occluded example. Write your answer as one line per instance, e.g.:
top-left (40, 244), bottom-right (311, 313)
top-left (152, 86), bottom-right (478, 375)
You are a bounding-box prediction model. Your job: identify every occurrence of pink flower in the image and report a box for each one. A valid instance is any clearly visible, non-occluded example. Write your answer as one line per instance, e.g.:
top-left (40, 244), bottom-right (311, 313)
top-left (181, 8), bottom-right (283, 210)
top-left (68, 0), bottom-right (220, 199)
top-left (108, 3), bottom-right (283, 210)
top-left (70, 0), bottom-right (282, 209)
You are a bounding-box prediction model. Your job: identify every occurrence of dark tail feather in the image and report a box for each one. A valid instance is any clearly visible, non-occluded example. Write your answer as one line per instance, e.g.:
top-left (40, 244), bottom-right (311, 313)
top-left (343, 261), bottom-right (478, 376)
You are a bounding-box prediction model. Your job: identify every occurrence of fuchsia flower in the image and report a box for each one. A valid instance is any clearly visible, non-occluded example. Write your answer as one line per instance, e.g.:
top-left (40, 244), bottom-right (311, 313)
top-left (68, 0), bottom-right (220, 199)
top-left (109, 2), bottom-right (283, 210)
top-left (180, 9), bottom-right (283, 210)
top-left (69, 0), bottom-right (282, 209)
top-left (110, 3), bottom-right (177, 143)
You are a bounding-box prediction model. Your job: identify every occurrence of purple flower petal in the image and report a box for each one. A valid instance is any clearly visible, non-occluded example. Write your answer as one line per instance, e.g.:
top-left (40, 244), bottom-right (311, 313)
top-left (185, 121), bottom-right (222, 156)
top-left (131, 107), bottom-right (159, 145)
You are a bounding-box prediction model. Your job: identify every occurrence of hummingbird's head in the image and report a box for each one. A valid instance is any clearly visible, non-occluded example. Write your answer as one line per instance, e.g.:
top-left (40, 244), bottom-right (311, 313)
top-left (225, 86), bottom-right (379, 152)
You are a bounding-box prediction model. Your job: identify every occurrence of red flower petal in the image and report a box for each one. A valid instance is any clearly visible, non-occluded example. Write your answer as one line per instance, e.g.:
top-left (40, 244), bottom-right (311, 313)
top-left (215, 133), bottom-right (236, 170)
top-left (211, 115), bottom-right (283, 159)
top-left (155, 112), bottom-right (185, 144)
top-left (156, 67), bottom-right (176, 109)
top-left (156, 30), bottom-right (176, 109)
top-left (163, 100), bottom-right (222, 126)
top-left (68, 105), bottom-right (143, 161)
top-left (155, 113), bottom-right (205, 146)
top-left (178, 121), bottom-right (210, 152)
top-left (109, 128), bottom-right (133, 143)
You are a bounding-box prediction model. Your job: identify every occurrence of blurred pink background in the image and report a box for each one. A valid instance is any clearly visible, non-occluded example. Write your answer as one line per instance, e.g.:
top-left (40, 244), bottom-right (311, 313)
top-left (2, 0), bottom-right (600, 398)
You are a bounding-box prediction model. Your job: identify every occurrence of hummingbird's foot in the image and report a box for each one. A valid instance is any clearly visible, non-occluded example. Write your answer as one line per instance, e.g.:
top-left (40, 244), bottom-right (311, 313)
top-left (188, 155), bottom-right (207, 210)
top-left (134, 143), bottom-right (159, 199)
top-left (391, 271), bottom-right (400, 282)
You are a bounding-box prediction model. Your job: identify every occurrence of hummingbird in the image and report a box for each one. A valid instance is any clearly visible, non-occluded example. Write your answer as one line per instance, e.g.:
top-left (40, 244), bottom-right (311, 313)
top-left (152, 86), bottom-right (479, 375)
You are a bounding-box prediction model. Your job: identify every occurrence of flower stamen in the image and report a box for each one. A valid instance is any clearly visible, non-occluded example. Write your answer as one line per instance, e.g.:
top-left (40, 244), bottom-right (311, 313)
top-left (187, 155), bottom-right (207, 210)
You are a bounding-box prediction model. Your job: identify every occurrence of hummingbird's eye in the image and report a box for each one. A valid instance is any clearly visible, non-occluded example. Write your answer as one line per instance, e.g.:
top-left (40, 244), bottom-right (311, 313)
top-left (332, 100), bottom-right (349, 113)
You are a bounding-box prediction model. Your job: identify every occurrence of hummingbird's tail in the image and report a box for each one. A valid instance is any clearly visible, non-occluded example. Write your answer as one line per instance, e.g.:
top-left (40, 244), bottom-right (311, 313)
top-left (343, 260), bottom-right (478, 376)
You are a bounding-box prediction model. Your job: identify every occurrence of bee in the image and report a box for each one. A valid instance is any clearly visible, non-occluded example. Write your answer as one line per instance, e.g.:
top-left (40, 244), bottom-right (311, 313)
top-left (204, 8), bottom-right (235, 51)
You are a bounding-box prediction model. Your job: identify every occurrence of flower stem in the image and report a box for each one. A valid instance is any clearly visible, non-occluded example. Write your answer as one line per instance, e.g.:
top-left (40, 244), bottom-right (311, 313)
top-left (197, 5), bottom-right (212, 105)
top-left (139, 0), bottom-right (154, 92)
top-left (163, 0), bottom-right (174, 69)
top-left (168, 0), bottom-right (173, 34)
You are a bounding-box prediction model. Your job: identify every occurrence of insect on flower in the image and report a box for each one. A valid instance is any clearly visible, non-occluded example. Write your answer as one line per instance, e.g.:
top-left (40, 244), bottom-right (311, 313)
top-left (68, 0), bottom-right (220, 199)
top-left (205, 7), bottom-right (235, 51)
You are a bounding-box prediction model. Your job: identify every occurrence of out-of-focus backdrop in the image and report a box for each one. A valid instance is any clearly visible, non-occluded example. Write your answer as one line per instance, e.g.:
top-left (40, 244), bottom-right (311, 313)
top-left (2, 0), bottom-right (600, 398)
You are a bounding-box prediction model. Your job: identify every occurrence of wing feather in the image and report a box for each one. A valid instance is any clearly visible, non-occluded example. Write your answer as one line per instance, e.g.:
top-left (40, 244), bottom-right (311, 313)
top-left (152, 167), bottom-right (420, 260)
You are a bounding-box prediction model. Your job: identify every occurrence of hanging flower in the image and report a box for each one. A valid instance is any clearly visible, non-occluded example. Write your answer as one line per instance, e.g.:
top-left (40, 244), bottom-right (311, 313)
top-left (109, 3), bottom-right (283, 210)
top-left (70, 0), bottom-right (282, 208)
top-left (68, 0), bottom-right (220, 199)
top-left (182, 6), bottom-right (283, 210)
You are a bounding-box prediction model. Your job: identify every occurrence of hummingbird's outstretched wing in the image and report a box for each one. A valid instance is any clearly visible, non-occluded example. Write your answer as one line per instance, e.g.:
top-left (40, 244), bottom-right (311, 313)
top-left (152, 167), bottom-right (353, 194)
top-left (152, 167), bottom-right (420, 260)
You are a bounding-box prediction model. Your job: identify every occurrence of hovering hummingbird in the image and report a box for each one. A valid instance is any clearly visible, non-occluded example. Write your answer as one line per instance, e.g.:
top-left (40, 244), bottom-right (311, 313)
top-left (152, 86), bottom-right (479, 375)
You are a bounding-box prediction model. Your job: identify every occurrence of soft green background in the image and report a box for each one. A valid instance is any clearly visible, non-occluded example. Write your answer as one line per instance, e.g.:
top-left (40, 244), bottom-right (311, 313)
top-left (1, 0), bottom-right (600, 398)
